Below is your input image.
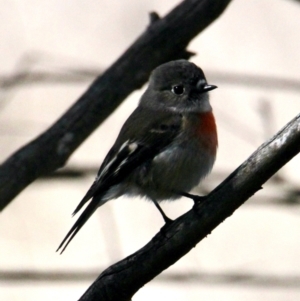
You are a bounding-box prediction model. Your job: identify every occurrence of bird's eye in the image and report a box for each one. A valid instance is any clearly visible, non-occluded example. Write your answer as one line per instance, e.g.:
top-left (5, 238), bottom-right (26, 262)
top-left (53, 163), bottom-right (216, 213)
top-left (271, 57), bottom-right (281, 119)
top-left (171, 85), bottom-right (185, 95)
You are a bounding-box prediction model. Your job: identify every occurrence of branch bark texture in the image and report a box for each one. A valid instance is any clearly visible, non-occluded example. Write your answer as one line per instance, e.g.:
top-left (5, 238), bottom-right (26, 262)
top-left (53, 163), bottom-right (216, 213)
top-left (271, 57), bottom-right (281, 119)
top-left (0, 0), bottom-right (232, 211)
top-left (78, 113), bottom-right (300, 301)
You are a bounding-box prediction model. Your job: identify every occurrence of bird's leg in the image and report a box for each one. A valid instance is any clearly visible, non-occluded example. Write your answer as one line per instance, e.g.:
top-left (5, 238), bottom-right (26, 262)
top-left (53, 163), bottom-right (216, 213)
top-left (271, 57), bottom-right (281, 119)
top-left (151, 198), bottom-right (173, 224)
top-left (179, 191), bottom-right (207, 203)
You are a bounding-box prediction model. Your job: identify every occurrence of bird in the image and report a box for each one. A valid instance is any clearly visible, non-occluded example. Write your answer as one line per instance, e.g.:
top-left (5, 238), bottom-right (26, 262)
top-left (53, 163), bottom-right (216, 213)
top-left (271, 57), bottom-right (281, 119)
top-left (57, 59), bottom-right (218, 253)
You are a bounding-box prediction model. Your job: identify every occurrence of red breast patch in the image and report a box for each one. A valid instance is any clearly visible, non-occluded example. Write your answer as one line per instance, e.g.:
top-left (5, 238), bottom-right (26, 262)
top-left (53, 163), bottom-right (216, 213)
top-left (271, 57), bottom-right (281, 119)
top-left (194, 112), bottom-right (218, 156)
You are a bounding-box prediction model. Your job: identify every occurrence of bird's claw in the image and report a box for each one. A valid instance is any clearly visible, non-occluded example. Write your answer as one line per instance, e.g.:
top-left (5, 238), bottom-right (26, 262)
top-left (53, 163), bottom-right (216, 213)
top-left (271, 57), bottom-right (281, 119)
top-left (179, 191), bottom-right (206, 204)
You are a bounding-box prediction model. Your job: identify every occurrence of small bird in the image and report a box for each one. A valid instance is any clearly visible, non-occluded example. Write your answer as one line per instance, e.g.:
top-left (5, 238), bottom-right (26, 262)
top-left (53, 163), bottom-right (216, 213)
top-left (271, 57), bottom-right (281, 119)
top-left (57, 60), bottom-right (218, 253)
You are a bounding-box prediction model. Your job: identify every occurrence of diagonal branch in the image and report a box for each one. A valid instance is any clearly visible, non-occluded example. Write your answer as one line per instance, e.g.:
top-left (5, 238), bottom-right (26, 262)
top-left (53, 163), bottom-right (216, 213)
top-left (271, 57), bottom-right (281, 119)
top-left (0, 0), bottom-right (232, 211)
top-left (78, 113), bottom-right (300, 301)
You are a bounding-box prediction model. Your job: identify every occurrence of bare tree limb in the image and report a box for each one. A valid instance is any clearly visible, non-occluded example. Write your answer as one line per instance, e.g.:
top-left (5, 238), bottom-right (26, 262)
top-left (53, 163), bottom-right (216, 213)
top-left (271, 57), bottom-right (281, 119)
top-left (0, 0), bottom-right (232, 211)
top-left (78, 113), bottom-right (300, 301)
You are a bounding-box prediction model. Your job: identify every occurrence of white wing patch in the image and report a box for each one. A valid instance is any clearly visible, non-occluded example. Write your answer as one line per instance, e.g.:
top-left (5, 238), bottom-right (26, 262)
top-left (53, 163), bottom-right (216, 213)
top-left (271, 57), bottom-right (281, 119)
top-left (96, 141), bottom-right (128, 180)
top-left (128, 142), bottom-right (138, 152)
top-left (97, 141), bottom-right (139, 181)
top-left (113, 142), bottom-right (138, 175)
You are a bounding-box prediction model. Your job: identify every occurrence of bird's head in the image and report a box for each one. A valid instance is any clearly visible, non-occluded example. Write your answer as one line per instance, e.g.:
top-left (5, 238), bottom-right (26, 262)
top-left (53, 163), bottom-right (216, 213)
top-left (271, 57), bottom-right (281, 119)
top-left (140, 60), bottom-right (217, 113)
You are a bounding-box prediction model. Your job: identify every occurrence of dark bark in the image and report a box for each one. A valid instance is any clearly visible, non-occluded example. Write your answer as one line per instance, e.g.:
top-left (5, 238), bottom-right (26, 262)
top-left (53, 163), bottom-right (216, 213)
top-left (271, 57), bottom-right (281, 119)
top-left (0, 0), bottom-right (232, 211)
top-left (78, 113), bottom-right (300, 301)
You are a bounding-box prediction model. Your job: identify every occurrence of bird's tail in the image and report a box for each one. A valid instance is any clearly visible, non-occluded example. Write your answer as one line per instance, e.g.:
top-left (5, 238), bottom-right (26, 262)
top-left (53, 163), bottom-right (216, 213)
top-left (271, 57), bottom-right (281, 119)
top-left (56, 196), bottom-right (105, 254)
top-left (72, 181), bottom-right (99, 216)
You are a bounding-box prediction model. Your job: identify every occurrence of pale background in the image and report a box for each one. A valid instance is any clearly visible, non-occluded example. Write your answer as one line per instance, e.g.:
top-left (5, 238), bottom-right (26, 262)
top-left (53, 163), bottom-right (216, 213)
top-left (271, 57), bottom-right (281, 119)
top-left (1, 0), bottom-right (300, 300)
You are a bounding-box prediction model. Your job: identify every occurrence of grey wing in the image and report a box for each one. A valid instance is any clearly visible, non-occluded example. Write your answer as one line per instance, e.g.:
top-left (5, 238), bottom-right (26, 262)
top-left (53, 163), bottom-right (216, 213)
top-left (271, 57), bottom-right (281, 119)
top-left (73, 107), bottom-right (183, 215)
top-left (56, 108), bottom-right (183, 253)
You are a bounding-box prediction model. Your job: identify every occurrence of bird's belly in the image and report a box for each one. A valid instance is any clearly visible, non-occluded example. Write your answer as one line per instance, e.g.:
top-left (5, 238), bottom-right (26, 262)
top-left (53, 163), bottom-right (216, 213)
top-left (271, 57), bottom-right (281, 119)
top-left (129, 141), bottom-right (216, 201)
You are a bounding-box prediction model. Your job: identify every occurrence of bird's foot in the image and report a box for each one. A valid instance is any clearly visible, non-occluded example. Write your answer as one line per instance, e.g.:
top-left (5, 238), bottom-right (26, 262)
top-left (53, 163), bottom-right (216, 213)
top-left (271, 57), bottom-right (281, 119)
top-left (152, 198), bottom-right (173, 225)
top-left (162, 215), bottom-right (173, 225)
top-left (192, 195), bottom-right (207, 204)
top-left (160, 216), bottom-right (174, 234)
top-left (179, 191), bottom-right (207, 204)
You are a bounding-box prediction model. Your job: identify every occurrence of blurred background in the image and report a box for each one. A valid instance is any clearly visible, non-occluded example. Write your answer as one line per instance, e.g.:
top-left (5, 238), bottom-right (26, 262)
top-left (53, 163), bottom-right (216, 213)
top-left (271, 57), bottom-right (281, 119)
top-left (1, 0), bottom-right (300, 300)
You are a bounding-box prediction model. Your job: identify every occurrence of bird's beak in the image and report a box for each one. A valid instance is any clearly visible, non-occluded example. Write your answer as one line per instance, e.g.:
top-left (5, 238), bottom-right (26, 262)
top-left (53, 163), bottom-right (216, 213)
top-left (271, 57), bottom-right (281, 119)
top-left (202, 84), bottom-right (218, 92)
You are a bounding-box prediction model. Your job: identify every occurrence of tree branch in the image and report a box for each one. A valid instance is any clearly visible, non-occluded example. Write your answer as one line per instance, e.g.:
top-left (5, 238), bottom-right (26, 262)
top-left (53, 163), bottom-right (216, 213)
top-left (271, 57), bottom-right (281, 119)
top-left (78, 113), bottom-right (300, 301)
top-left (0, 0), bottom-right (232, 211)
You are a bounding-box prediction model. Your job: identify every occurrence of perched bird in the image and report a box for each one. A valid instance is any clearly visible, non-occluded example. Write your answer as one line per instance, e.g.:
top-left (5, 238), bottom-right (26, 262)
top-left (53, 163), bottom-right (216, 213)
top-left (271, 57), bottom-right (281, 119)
top-left (57, 60), bottom-right (218, 253)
